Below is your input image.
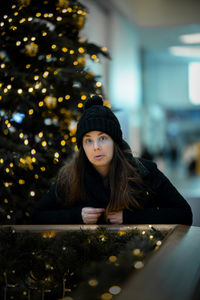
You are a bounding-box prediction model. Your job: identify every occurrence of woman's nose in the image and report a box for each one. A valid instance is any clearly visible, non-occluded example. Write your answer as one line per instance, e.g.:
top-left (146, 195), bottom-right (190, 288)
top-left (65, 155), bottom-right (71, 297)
top-left (93, 140), bottom-right (100, 150)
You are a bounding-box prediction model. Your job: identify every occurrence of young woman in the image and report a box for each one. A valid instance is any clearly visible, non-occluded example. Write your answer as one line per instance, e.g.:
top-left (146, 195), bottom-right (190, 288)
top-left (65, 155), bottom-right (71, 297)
top-left (32, 96), bottom-right (192, 225)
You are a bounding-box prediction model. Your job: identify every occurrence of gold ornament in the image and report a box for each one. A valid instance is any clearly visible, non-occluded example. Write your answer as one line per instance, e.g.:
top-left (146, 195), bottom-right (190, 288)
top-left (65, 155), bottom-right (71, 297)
top-left (44, 95), bottom-right (57, 109)
top-left (86, 70), bottom-right (94, 79)
top-left (76, 15), bottom-right (86, 30)
top-left (19, 156), bottom-right (33, 170)
top-left (57, 0), bottom-right (69, 8)
top-left (17, 0), bottom-right (31, 7)
top-left (77, 56), bottom-right (86, 67)
top-left (25, 42), bottom-right (38, 57)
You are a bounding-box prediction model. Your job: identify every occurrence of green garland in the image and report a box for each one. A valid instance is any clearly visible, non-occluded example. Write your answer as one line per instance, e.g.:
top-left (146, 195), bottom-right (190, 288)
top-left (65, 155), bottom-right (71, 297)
top-left (0, 226), bottom-right (165, 299)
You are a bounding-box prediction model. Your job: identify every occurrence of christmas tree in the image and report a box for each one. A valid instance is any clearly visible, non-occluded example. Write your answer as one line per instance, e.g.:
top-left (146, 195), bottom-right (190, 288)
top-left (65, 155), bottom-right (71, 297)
top-left (0, 0), bottom-right (109, 224)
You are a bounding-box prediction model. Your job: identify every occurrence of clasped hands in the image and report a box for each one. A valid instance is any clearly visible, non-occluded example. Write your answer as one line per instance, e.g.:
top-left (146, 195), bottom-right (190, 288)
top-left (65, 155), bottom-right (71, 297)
top-left (81, 207), bottom-right (123, 224)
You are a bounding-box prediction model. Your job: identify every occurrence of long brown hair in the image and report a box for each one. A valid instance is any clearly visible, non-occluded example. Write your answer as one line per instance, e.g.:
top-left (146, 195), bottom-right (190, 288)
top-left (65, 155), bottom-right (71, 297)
top-left (56, 143), bottom-right (145, 218)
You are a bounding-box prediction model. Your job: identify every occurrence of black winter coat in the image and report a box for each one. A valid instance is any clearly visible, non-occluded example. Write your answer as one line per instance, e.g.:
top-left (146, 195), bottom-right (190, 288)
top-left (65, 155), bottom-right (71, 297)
top-left (32, 158), bottom-right (193, 225)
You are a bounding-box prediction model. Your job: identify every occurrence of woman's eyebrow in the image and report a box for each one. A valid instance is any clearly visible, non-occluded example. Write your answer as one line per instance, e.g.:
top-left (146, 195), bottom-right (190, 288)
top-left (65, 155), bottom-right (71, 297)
top-left (98, 132), bottom-right (104, 136)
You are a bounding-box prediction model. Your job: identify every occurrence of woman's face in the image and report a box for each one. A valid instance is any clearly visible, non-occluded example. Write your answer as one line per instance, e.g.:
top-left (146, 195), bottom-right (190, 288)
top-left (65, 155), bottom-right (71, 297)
top-left (82, 131), bottom-right (114, 177)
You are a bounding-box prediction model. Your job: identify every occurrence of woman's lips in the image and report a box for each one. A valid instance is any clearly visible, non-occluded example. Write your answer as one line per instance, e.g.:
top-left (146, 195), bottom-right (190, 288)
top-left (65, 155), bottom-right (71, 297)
top-left (94, 155), bottom-right (104, 160)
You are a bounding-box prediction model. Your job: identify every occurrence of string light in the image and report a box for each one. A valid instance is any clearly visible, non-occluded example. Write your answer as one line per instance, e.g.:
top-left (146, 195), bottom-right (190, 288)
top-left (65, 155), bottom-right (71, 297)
top-left (56, 16), bottom-right (62, 21)
top-left (58, 97), bottom-right (63, 102)
top-left (41, 88), bottom-right (47, 93)
top-left (54, 152), bottom-right (59, 158)
top-left (134, 261), bottom-right (144, 269)
top-left (26, 64), bottom-right (31, 69)
top-left (41, 141), bottom-right (47, 147)
top-left (69, 50), bottom-right (74, 54)
top-left (61, 140), bottom-right (66, 146)
top-left (19, 18), bottom-right (26, 24)
top-left (36, 12), bottom-right (41, 17)
top-left (34, 75), bottom-right (39, 80)
top-left (35, 83), bottom-right (41, 89)
top-left (29, 109), bottom-right (34, 115)
top-left (30, 191), bottom-right (35, 197)
top-left (101, 293), bottom-right (112, 300)
top-left (109, 256), bottom-right (117, 263)
top-left (28, 17), bottom-right (33, 21)
top-left (4, 182), bottom-right (13, 187)
top-left (102, 47), bottom-right (107, 52)
top-left (19, 133), bottom-right (24, 138)
top-left (109, 286), bottom-right (121, 295)
top-left (71, 137), bottom-right (76, 143)
top-left (38, 101), bottom-right (44, 107)
top-left (96, 82), bottom-right (102, 87)
top-left (43, 71), bottom-right (49, 78)
top-left (19, 179), bottom-right (25, 184)
top-left (88, 279), bottom-right (98, 286)
top-left (65, 95), bottom-right (70, 100)
top-left (24, 139), bottom-right (29, 145)
top-left (17, 89), bottom-right (23, 94)
top-left (77, 103), bottom-right (83, 108)
top-left (51, 44), bottom-right (57, 49)
top-left (42, 32), bottom-right (47, 36)
top-left (132, 248), bottom-right (141, 256)
top-left (16, 41), bottom-right (21, 46)
top-left (78, 47), bottom-right (85, 53)
top-left (31, 149), bottom-right (36, 155)
top-left (39, 132), bottom-right (44, 138)
top-left (28, 87), bottom-right (34, 93)
top-left (0, 158), bottom-right (4, 164)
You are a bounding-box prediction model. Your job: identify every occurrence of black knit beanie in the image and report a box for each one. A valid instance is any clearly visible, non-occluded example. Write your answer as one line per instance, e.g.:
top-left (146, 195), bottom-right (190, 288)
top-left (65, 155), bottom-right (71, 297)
top-left (76, 96), bottom-right (123, 148)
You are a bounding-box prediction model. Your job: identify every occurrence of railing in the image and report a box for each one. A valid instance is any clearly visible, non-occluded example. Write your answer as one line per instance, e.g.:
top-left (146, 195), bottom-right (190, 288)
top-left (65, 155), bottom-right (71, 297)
top-left (0, 224), bottom-right (199, 300)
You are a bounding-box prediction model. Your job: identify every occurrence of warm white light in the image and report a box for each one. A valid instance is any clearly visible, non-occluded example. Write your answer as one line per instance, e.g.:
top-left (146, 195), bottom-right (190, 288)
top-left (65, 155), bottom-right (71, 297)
top-left (189, 62), bottom-right (200, 105)
top-left (180, 33), bottom-right (200, 44)
top-left (169, 46), bottom-right (200, 58)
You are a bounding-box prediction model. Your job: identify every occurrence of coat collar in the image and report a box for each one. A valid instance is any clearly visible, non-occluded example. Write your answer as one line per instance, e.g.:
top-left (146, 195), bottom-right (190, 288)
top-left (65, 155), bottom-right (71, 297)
top-left (133, 157), bottom-right (150, 178)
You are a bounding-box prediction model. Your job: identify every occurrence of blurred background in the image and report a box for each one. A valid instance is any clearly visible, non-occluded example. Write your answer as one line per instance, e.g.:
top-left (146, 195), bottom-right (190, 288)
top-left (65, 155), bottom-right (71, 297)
top-left (81, 0), bottom-right (200, 225)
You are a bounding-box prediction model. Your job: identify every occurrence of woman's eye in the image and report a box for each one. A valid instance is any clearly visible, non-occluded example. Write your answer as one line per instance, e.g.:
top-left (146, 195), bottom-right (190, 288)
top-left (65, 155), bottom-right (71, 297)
top-left (100, 136), bottom-right (107, 141)
top-left (85, 139), bottom-right (92, 144)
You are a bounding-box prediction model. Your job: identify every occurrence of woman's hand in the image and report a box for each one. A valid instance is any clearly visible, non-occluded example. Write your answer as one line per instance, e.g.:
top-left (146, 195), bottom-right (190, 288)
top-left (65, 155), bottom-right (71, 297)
top-left (81, 207), bottom-right (105, 224)
top-left (107, 211), bottom-right (123, 224)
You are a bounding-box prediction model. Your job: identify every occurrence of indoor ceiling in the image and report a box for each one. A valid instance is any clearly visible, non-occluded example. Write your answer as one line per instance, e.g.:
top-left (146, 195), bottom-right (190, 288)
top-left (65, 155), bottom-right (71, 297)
top-left (110, 0), bottom-right (200, 60)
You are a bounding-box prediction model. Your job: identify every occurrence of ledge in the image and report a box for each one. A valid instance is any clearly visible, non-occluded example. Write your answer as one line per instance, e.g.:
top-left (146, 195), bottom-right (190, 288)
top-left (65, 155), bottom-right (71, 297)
top-left (0, 224), bottom-right (199, 299)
